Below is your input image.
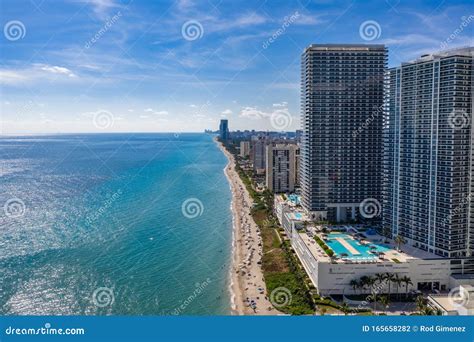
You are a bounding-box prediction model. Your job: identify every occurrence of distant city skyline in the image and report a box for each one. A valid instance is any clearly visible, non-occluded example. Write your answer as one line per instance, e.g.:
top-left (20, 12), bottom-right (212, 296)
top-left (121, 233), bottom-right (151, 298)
top-left (1, 0), bottom-right (473, 134)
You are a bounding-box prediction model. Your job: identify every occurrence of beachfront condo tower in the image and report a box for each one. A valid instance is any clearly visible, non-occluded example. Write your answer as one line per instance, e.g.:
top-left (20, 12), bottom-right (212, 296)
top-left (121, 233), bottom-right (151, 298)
top-left (383, 47), bottom-right (474, 258)
top-left (219, 119), bottom-right (229, 141)
top-left (240, 141), bottom-right (250, 158)
top-left (265, 143), bottom-right (299, 193)
top-left (300, 44), bottom-right (387, 222)
top-left (251, 136), bottom-right (267, 174)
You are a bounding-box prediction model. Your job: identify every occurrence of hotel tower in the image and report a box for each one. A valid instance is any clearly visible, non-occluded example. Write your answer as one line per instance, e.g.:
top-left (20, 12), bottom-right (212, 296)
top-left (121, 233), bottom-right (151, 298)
top-left (383, 47), bottom-right (474, 258)
top-left (300, 44), bottom-right (387, 222)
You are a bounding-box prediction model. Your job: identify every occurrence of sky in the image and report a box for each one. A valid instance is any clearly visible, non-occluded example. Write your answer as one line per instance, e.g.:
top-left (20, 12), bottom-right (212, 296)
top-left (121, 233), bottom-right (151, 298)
top-left (0, 0), bottom-right (473, 134)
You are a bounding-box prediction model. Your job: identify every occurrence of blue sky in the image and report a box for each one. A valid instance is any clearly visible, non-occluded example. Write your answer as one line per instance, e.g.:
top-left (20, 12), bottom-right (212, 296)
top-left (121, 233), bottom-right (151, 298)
top-left (1, 0), bottom-right (473, 134)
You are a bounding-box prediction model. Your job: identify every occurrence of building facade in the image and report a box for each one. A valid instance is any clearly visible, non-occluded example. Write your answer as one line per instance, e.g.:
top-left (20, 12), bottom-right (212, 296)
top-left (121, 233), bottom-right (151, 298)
top-left (300, 44), bottom-right (387, 222)
top-left (251, 136), bottom-right (267, 174)
top-left (240, 141), bottom-right (250, 158)
top-left (265, 143), bottom-right (298, 193)
top-left (219, 119), bottom-right (229, 141)
top-left (383, 48), bottom-right (474, 258)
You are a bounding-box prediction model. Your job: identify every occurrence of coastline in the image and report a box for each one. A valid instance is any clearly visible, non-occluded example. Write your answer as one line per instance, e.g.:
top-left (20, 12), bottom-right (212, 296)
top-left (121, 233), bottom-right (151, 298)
top-left (215, 138), bottom-right (276, 315)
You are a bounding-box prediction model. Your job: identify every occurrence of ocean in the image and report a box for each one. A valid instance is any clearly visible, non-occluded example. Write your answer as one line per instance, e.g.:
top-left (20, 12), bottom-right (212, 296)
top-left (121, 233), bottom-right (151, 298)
top-left (0, 133), bottom-right (233, 315)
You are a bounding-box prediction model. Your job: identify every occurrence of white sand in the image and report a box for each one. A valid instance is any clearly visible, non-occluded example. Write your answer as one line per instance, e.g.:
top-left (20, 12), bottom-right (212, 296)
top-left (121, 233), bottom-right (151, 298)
top-left (216, 139), bottom-right (277, 315)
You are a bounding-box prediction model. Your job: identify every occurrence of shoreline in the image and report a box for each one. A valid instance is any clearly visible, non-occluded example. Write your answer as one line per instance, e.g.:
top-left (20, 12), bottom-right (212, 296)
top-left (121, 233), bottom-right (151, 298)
top-left (216, 138), bottom-right (276, 315)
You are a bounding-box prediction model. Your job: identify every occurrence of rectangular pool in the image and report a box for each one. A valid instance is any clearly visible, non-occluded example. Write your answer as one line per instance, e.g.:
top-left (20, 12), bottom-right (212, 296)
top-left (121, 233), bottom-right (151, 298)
top-left (325, 233), bottom-right (390, 259)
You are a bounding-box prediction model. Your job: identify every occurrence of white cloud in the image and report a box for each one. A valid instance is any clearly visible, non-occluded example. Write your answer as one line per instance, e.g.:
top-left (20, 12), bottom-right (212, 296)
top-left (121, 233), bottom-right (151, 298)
top-left (75, 0), bottom-right (121, 17)
top-left (294, 13), bottom-right (325, 25)
top-left (0, 70), bottom-right (28, 84)
top-left (273, 102), bottom-right (288, 108)
top-left (0, 64), bottom-right (78, 85)
top-left (144, 108), bottom-right (169, 116)
top-left (221, 109), bottom-right (232, 116)
top-left (40, 65), bottom-right (76, 77)
top-left (380, 34), bottom-right (440, 46)
top-left (239, 107), bottom-right (267, 120)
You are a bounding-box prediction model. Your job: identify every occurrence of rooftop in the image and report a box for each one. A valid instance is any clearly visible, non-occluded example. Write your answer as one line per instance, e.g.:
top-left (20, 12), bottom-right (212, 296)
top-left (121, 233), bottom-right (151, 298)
top-left (402, 46), bottom-right (474, 65)
top-left (291, 221), bottom-right (440, 264)
top-left (305, 44), bottom-right (386, 52)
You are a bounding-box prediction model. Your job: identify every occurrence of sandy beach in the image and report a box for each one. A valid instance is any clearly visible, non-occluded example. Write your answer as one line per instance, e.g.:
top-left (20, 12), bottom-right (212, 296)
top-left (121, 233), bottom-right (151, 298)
top-left (216, 140), bottom-right (276, 315)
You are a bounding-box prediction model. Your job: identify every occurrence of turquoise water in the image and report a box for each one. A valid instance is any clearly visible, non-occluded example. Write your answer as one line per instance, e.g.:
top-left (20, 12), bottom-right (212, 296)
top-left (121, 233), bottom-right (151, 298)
top-left (288, 194), bottom-right (300, 205)
top-left (0, 133), bottom-right (232, 315)
top-left (325, 233), bottom-right (390, 259)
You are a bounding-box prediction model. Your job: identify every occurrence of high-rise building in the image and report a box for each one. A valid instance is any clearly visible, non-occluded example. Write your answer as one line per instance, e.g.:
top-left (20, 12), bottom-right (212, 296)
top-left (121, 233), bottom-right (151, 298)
top-left (219, 119), bottom-right (229, 141)
top-left (265, 143), bottom-right (298, 193)
top-left (240, 141), bottom-right (250, 158)
top-left (294, 146), bottom-right (300, 187)
top-left (251, 136), bottom-right (267, 174)
top-left (383, 48), bottom-right (473, 258)
top-left (300, 44), bottom-right (387, 222)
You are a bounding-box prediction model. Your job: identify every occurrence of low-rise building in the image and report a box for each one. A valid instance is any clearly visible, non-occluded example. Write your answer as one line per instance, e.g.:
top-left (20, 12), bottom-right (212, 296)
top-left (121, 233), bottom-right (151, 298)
top-left (274, 195), bottom-right (474, 298)
top-left (428, 285), bottom-right (474, 315)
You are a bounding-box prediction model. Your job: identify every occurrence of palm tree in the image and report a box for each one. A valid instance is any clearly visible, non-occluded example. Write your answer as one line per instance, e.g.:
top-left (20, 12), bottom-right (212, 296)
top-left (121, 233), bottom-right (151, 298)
top-left (367, 277), bottom-right (378, 311)
top-left (393, 274), bottom-right (402, 300)
top-left (395, 234), bottom-right (406, 252)
top-left (349, 279), bottom-right (359, 295)
top-left (416, 295), bottom-right (427, 312)
top-left (400, 276), bottom-right (413, 299)
top-left (379, 295), bottom-right (390, 314)
top-left (385, 273), bottom-right (395, 298)
top-left (340, 302), bottom-right (351, 315)
top-left (420, 306), bottom-right (434, 316)
top-left (359, 276), bottom-right (371, 293)
top-left (375, 273), bottom-right (387, 293)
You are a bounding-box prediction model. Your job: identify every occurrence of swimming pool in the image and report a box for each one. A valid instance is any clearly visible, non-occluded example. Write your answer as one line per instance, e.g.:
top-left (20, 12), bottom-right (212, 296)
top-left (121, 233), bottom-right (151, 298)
top-left (288, 194), bottom-right (300, 205)
top-left (324, 233), bottom-right (390, 259)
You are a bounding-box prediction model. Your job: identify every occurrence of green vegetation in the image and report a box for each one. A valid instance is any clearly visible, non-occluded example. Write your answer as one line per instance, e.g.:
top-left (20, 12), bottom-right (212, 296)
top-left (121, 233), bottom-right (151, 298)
top-left (415, 295), bottom-right (442, 315)
top-left (348, 273), bottom-right (417, 313)
top-left (224, 142), bottom-right (314, 315)
top-left (314, 236), bottom-right (334, 257)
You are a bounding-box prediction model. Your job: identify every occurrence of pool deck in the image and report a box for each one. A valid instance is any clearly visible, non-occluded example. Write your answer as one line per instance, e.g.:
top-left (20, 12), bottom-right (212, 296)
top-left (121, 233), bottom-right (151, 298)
top-left (335, 237), bottom-right (360, 255)
top-left (302, 229), bottom-right (439, 264)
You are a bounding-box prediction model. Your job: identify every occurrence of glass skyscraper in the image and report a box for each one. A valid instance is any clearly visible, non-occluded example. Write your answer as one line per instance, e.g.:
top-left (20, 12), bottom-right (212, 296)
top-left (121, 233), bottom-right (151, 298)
top-left (300, 44), bottom-right (387, 222)
top-left (383, 48), bottom-right (473, 257)
top-left (219, 119), bottom-right (229, 141)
